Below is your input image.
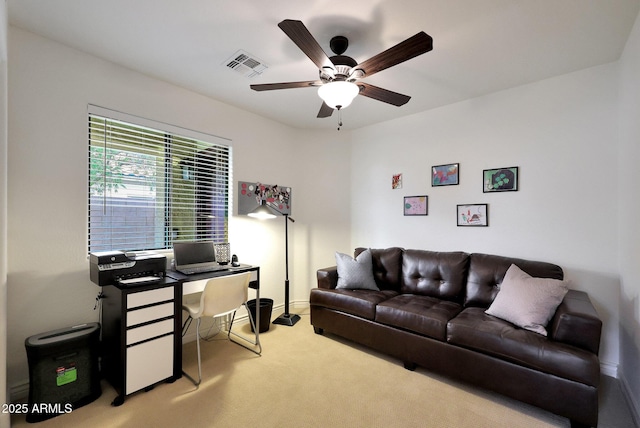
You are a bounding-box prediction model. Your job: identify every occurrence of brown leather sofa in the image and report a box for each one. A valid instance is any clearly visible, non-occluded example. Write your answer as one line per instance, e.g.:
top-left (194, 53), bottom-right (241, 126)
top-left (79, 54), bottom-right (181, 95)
top-left (310, 248), bottom-right (602, 428)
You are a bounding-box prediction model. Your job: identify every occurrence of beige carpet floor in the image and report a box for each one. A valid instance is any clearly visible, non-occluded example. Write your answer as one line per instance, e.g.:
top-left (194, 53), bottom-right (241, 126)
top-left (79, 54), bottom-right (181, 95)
top-left (11, 310), bottom-right (618, 428)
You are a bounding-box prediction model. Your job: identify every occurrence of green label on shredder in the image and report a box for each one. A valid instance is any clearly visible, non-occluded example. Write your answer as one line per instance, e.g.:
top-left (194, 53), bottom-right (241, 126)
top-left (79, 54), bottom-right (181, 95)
top-left (56, 366), bottom-right (77, 386)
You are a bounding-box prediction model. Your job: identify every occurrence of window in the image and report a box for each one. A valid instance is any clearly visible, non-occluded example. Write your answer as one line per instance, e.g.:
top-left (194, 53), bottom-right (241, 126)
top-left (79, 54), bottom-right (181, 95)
top-left (88, 107), bottom-right (231, 253)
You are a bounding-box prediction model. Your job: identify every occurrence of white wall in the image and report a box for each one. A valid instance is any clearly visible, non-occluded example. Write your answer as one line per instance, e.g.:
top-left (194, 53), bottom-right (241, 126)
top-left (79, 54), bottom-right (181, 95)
top-left (350, 63), bottom-right (621, 370)
top-left (6, 26), bottom-right (351, 393)
top-left (1, 1), bottom-right (9, 426)
top-left (288, 129), bottom-right (352, 298)
top-left (618, 9), bottom-right (640, 424)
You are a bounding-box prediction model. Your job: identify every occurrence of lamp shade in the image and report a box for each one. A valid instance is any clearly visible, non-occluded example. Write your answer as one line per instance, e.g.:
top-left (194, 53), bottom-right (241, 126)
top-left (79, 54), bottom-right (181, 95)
top-left (317, 81), bottom-right (359, 109)
top-left (247, 200), bottom-right (277, 219)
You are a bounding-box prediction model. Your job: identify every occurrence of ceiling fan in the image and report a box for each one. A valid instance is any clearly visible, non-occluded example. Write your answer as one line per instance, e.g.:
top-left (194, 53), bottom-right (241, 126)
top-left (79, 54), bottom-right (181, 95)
top-left (250, 19), bottom-right (433, 120)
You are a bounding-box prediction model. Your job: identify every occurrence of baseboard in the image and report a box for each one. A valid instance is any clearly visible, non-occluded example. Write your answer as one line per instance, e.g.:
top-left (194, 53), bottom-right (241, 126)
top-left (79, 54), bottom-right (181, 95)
top-left (9, 381), bottom-right (29, 403)
top-left (181, 300), bottom-right (309, 344)
top-left (600, 360), bottom-right (618, 378)
top-left (620, 374), bottom-right (640, 427)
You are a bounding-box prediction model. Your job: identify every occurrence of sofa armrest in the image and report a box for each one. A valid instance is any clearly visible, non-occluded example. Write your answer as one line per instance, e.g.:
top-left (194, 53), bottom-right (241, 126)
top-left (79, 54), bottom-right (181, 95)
top-left (548, 289), bottom-right (602, 355)
top-left (317, 266), bottom-right (338, 289)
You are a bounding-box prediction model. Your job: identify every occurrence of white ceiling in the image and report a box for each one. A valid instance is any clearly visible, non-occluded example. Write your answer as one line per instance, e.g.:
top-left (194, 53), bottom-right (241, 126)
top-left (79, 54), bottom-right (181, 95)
top-left (8, 0), bottom-right (640, 130)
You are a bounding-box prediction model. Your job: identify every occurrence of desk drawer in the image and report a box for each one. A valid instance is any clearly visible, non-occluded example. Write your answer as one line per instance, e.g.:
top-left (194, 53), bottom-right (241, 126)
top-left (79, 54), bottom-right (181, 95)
top-left (127, 302), bottom-right (174, 327)
top-left (126, 334), bottom-right (174, 394)
top-left (127, 319), bottom-right (174, 346)
top-left (127, 287), bottom-right (174, 309)
top-left (182, 279), bottom-right (209, 296)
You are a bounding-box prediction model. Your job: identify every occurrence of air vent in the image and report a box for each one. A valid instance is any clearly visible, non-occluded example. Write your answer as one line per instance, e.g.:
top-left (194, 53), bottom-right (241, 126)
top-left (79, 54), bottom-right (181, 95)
top-left (223, 50), bottom-right (268, 78)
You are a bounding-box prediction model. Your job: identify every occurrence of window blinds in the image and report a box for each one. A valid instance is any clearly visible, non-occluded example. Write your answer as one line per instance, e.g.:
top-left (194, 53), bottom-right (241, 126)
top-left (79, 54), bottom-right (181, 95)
top-left (88, 112), bottom-right (230, 253)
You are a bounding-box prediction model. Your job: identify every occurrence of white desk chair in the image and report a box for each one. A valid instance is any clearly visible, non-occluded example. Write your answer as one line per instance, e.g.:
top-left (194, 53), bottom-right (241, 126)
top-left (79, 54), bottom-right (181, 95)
top-left (181, 272), bottom-right (261, 386)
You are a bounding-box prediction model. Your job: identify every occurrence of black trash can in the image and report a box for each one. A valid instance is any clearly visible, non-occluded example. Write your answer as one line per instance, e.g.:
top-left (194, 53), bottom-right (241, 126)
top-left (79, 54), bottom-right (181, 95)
top-left (25, 323), bottom-right (101, 423)
top-left (247, 298), bottom-right (273, 333)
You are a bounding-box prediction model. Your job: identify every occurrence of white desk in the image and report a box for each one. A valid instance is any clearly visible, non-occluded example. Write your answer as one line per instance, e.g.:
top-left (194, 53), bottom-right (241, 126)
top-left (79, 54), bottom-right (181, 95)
top-left (180, 268), bottom-right (259, 296)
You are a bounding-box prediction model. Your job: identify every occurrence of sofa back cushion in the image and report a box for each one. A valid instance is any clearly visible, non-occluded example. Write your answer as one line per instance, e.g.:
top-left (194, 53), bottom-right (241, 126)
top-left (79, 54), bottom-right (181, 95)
top-left (401, 250), bottom-right (470, 302)
top-left (465, 253), bottom-right (564, 308)
top-left (355, 247), bottom-right (403, 291)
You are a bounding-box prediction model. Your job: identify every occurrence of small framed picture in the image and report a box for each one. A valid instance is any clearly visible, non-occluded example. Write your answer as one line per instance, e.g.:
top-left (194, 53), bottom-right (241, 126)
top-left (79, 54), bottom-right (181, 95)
top-left (404, 196), bottom-right (428, 216)
top-left (483, 167), bottom-right (518, 192)
top-left (457, 204), bottom-right (488, 227)
top-left (432, 163), bottom-right (459, 186)
top-left (392, 173), bottom-right (403, 189)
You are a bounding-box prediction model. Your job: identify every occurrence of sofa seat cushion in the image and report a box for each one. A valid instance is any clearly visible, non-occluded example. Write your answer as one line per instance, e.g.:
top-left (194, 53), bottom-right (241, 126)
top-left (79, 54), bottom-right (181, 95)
top-left (447, 307), bottom-right (600, 386)
top-left (375, 294), bottom-right (463, 341)
top-left (310, 288), bottom-right (398, 320)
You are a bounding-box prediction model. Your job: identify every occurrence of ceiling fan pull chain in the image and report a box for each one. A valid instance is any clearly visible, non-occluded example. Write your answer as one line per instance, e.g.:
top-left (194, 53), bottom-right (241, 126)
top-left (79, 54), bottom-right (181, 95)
top-left (337, 108), bottom-right (343, 131)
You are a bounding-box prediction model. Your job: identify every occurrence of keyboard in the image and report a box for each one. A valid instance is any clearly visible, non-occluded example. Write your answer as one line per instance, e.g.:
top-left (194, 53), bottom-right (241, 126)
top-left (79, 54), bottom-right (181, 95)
top-left (177, 265), bottom-right (229, 275)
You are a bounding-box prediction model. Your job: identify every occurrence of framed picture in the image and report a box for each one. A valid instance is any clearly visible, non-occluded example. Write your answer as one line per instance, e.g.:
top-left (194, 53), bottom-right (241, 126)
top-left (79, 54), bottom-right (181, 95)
top-left (457, 204), bottom-right (488, 227)
top-left (404, 196), bottom-right (428, 216)
top-left (432, 163), bottom-right (459, 186)
top-left (238, 181), bottom-right (292, 215)
top-left (392, 173), bottom-right (403, 189)
top-left (483, 167), bottom-right (518, 192)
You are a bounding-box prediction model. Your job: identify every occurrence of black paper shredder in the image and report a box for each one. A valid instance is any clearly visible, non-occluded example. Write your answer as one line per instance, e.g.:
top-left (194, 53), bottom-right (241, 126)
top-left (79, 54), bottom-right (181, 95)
top-left (25, 323), bottom-right (101, 422)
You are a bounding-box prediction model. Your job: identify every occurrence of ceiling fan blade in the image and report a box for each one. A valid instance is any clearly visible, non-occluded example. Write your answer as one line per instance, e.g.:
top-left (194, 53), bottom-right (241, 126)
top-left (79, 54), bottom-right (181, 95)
top-left (317, 102), bottom-right (334, 118)
top-left (278, 19), bottom-right (334, 71)
top-left (357, 82), bottom-right (411, 106)
top-left (355, 32), bottom-right (433, 78)
top-left (250, 80), bottom-right (322, 91)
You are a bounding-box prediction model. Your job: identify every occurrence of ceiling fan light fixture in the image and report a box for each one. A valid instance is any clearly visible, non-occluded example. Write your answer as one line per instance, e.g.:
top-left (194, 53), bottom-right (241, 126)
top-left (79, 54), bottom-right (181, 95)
top-left (317, 81), bottom-right (359, 109)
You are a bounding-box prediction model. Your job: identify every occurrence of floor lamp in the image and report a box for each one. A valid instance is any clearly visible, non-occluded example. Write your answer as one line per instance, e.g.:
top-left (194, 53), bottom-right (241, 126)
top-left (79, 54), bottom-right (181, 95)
top-left (248, 200), bottom-right (301, 326)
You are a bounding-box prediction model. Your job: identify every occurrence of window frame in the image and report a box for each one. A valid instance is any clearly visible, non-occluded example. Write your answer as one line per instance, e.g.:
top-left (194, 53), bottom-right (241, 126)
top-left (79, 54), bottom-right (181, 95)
top-left (87, 105), bottom-right (232, 253)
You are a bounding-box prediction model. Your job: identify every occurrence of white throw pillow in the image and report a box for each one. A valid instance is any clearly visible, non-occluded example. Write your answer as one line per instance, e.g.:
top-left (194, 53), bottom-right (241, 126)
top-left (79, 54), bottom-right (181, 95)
top-left (485, 264), bottom-right (569, 336)
top-left (335, 249), bottom-right (379, 291)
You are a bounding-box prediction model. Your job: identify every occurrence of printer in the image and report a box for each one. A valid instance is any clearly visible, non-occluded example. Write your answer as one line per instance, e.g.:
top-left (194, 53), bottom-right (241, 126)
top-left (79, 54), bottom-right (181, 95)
top-left (89, 250), bottom-right (166, 286)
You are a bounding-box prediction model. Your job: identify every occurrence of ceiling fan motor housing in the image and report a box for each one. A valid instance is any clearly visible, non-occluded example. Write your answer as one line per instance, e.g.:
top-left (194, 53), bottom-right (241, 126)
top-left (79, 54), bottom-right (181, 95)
top-left (329, 36), bottom-right (349, 55)
top-left (326, 36), bottom-right (360, 82)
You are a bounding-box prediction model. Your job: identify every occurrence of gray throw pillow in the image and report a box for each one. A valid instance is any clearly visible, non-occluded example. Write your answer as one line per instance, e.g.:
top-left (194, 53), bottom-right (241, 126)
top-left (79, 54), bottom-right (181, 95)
top-left (335, 249), bottom-right (379, 291)
top-left (485, 264), bottom-right (569, 336)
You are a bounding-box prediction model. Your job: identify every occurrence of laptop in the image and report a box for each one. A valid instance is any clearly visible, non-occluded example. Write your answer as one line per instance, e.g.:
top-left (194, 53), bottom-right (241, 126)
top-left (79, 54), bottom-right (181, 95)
top-left (172, 241), bottom-right (227, 275)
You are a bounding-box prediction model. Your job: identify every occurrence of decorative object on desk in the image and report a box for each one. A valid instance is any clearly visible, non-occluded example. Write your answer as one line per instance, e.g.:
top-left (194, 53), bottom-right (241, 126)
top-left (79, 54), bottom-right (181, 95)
top-left (214, 243), bottom-right (231, 265)
top-left (483, 167), bottom-right (519, 192)
top-left (457, 203), bottom-right (488, 227)
top-left (238, 181), bottom-right (292, 215)
top-left (392, 173), bottom-right (402, 189)
top-left (404, 196), bottom-right (428, 216)
top-left (432, 163), bottom-right (459, 186)
top-left (231, 254), bottom-right (240, 267)
top-left (248, 200), bottom-right (300, 327)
